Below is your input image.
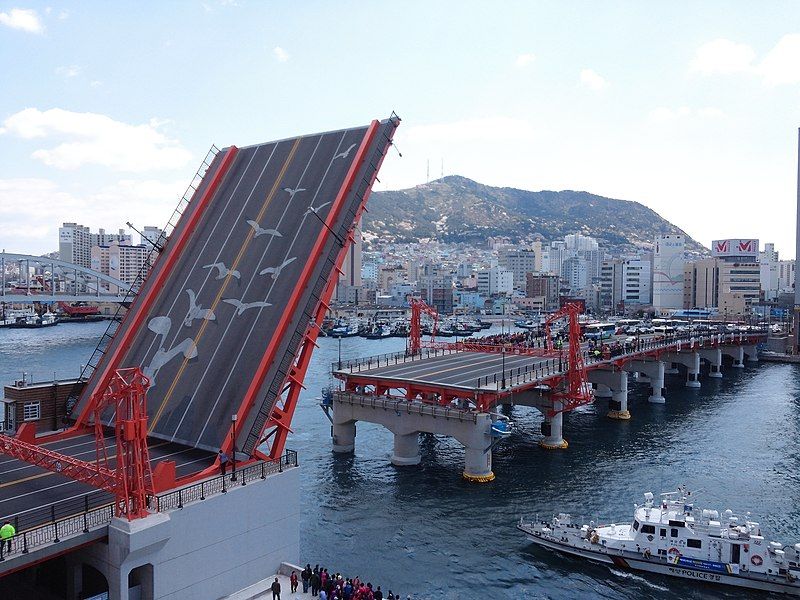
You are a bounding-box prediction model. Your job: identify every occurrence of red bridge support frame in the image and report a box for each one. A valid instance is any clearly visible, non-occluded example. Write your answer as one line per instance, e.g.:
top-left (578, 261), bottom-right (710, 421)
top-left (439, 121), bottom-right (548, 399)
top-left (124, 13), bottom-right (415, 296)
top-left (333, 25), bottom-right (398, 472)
top-left (409, 298), bottom-right (439, 356)
top-left (0, 368), bottom-right (154, 521)
top-left (544, 302), bottom-right (593, 414)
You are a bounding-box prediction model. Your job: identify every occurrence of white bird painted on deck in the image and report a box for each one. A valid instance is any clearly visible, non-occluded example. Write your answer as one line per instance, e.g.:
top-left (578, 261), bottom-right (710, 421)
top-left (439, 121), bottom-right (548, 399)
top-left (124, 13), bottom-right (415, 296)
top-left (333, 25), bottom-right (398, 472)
top-left (282, 187), bottom-right (306, 201)
top-left (304, 200), bottom-right (332, 216)
top-left (333, 143), bottom-right (357, 161)
top-left (259, 256), bottom-right (297, 280)
top-left (183, 289), bottom-right (216, 327)
top-left (222, 298), bottom-right (273, 316)
top-left (202, 262), bottom-right (241, 280)
top-left (246, 219), bottom-right (283, 238)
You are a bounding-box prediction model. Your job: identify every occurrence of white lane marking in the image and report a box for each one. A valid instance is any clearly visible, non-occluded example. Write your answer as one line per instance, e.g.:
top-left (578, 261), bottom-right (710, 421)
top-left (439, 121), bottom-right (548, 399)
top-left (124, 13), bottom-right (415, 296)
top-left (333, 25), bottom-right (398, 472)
top-left (191, 131), bottom-right (350, 444)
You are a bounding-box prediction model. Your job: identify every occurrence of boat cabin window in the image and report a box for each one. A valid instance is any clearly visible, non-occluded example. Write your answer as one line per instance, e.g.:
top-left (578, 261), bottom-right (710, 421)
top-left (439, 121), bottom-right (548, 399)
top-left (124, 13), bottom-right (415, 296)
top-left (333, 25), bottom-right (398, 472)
top-left (687, 539), bottom-right (702, 549)
top-left (731, 544), bottom-right (741, 564)
top-left (641, 525), bottom-right (656, 535)
top-left (670, 528), bottom-right (679, 538)
top-left (668, 520), bottom-right (684, 527)
top-left (633, 520), bottom-right (640, 531)
top-left (660, 528), bottom-right (666, 537)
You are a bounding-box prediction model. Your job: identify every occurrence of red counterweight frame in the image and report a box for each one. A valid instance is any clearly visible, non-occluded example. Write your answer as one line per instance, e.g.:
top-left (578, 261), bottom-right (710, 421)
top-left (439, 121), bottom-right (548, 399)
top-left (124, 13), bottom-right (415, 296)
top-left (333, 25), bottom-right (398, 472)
top-left (0, 367), bottom-right (154, 520)
top-left (408, 298), bottom-right (439, 356)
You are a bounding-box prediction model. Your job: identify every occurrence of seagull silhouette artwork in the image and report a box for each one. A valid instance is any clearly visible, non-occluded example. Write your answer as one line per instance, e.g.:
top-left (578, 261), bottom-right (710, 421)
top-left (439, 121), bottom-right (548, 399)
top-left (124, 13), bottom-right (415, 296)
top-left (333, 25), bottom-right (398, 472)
top-left (304, 200), bottom-right (331, 216)
top-left (202, 262), bottom-right (241, 280)
top-left (222, 298), bottom-right (273, 316)
top-left (259, 256), bottom-right (297, 280)
top-left (246, 219), bottom-right (283, 238)
top-left (143, 316), bottom-right (198, 385)
top-left (282, 187), bottom-right (306, 201)
top-left (333, 143), bottom-right (357, 161)
top-left (183, 288), bottom-right (216, 327)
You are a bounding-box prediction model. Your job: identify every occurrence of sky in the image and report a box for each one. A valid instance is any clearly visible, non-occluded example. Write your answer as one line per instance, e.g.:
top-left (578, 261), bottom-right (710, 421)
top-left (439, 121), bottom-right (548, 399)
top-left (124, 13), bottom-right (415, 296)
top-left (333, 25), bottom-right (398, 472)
top-left (1, 1), bottom-right (800, 257)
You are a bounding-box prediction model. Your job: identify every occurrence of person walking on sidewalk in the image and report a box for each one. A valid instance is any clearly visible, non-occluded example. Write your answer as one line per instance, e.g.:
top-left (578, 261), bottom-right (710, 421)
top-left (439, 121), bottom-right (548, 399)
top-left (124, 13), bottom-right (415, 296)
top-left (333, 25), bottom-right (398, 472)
top-left (271, 577), bottom-right (281, 600)
top-left (0, 521), bottom-right (14, 554)
top-left (290, 571), bottom-right (298, 593)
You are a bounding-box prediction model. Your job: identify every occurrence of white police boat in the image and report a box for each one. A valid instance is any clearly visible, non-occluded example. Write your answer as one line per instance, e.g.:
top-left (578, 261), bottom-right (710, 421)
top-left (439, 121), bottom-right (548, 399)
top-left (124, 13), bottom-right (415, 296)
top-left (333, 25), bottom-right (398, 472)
top-left (518, 487), bottom-right (800, 595)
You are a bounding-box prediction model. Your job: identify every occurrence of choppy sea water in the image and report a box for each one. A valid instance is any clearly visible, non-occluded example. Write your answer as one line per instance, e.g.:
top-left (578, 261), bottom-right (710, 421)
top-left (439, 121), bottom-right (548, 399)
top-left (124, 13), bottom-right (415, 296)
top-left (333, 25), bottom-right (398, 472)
top-left (1, 322), bottom-right (797, 599)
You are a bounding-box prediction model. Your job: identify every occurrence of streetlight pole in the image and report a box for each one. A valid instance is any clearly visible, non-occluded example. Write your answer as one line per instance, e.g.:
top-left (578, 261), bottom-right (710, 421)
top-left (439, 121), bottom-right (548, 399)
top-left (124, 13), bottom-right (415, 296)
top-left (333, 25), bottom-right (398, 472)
top-left (230, 414), bottom-right (237, 481)
top-left (338, 336), bottom-right (342, 370)
top-left (501, 348), bottom-right (506, 389)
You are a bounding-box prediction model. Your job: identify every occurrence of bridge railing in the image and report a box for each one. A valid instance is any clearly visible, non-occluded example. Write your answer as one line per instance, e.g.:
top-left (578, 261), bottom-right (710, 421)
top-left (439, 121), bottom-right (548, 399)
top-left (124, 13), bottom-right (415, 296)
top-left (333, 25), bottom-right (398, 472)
top-left (335, 392), bottom-right (479, 423)
top-left (331, 346), bottom-right (463, 374)
top-left (478, 332), bottom-right (766, 391)
top-left (0, 450), bottom-right (298, 564)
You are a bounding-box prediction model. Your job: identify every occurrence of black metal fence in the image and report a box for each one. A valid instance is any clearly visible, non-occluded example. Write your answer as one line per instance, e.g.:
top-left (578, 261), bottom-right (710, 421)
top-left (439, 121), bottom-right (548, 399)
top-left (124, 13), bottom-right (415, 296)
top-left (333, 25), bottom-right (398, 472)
top-left (0, 450), bottom-right (298, 563)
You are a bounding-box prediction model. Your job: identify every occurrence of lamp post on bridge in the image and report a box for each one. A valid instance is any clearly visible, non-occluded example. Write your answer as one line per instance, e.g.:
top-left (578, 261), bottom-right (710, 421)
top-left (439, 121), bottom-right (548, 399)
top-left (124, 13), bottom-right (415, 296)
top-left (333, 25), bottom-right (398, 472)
top-left (501, 348), bottom-right (506, 389)
top-left (230, 414), bottom-right (237, 482)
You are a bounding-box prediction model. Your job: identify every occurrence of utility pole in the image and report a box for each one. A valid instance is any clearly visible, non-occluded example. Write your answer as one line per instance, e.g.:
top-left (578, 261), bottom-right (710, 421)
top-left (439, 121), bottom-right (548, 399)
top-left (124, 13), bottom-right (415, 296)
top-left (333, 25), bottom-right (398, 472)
top-left (795, 128), bottom-right (800, 353)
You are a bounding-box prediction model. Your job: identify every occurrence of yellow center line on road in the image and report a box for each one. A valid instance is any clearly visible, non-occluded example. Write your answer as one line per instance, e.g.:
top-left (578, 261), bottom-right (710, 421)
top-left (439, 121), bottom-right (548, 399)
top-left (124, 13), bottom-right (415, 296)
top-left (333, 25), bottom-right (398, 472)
top-left (149, 138), bottom-right (303, 431)
top-left (0, 441), bottom-right (171, 489)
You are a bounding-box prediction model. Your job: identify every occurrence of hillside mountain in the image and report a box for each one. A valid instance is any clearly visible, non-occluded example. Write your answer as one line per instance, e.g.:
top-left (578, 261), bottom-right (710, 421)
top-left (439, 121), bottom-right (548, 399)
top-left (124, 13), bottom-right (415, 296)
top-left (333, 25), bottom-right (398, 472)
top-left (364, 175), bottom-right (704, 253)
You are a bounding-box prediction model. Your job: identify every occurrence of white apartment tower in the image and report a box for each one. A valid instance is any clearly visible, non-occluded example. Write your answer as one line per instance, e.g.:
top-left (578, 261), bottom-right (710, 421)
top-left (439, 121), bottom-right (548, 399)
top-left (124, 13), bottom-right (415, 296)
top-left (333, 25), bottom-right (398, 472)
top-left (652, 234), bottom-right (685, 313)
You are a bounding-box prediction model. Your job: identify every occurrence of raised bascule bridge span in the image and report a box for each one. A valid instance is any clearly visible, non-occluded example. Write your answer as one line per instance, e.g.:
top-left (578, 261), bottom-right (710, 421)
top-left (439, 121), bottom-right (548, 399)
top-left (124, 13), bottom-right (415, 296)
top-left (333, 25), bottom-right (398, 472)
top-left (0, 115), bottom-right (400, 596)
top-left (328, 319), bottom-right (766, 482)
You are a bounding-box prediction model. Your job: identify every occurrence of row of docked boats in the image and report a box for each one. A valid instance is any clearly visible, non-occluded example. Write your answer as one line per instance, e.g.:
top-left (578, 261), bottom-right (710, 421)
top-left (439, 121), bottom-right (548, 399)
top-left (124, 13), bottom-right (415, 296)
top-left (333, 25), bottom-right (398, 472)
top-left (0, 309), bottom-right (59, 328)
top-left (322, 317), bottom-right (492, 339)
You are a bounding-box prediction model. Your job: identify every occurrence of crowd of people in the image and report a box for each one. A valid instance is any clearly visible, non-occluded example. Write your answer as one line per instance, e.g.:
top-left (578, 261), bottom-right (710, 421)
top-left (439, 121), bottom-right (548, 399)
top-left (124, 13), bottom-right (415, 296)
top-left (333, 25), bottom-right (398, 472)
top-left (284, 564), bottom-right (408, 600)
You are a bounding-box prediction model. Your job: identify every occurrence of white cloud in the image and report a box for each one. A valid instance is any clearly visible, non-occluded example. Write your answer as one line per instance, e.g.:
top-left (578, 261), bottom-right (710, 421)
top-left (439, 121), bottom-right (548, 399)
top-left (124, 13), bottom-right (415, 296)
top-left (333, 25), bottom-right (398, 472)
top-left (648, 106), bottom-right (725, 122)
top-left (515, 53), bottom-right (536, 68)
top-left (579, 68), bottom-right (609, 91)
top-left (402, 116), bottom-right (535, 144)
top-left (0, 8), bottom-right (44, 33)
top-left (1, 108), bottom-right (193, 172)
top-left (759, 33), bottom-right (800, 85)
top-left (57, 9), bottom-right (69, 20)
top-left (690, 38), bottom-right (755, 74)
top-left (273, 46), bottom-right (289, 62)
top-left (689, 34), bottom-right (800, 86)
top-left (0, 177), bottom-right (186, 253)
top-left (56, 65), bottom-right (82, 78)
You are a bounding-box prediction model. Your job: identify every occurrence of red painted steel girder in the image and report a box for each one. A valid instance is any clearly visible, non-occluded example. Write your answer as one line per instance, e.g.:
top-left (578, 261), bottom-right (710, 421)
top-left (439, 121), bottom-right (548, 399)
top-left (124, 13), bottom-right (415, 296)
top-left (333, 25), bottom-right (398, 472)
top-left (0, 367), bottom-right (154, 520)
top-left (409, 298), bottom-right (439, 356)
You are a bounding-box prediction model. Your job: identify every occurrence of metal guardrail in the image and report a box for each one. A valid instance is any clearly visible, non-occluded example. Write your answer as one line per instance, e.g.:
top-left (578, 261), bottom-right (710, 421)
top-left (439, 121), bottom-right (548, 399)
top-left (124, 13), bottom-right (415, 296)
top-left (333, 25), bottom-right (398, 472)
top-left (154, 450), bottom-right (298, 512)
top-left (336, 332), bottom-right (767, 393)
top-left (0, 450), bottom-right (298, 563)
top-left (335, 392), bottom-right (479, 423)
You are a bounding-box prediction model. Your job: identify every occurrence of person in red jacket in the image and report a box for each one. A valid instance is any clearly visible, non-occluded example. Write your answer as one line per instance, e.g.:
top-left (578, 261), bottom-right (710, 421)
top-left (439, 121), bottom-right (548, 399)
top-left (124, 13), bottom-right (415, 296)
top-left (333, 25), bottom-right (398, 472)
top-left (290, 571), bottom-right (298, 593)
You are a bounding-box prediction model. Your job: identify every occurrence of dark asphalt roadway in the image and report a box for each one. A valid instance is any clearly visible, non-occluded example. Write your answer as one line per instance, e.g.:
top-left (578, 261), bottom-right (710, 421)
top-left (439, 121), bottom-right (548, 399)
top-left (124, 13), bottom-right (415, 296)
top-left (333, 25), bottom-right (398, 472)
top-left (74, 118), bottom-right (398, 454)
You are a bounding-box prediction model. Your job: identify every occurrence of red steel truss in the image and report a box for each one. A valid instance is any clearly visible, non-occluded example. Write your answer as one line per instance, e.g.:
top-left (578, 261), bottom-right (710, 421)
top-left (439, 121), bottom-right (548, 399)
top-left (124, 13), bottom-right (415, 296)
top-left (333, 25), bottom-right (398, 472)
top-left (0, 368), bottom-right (154, 520)
top-left (544, 302), bottom-right (593, 413)
top-left (409, 298), bottom-right (439, 355)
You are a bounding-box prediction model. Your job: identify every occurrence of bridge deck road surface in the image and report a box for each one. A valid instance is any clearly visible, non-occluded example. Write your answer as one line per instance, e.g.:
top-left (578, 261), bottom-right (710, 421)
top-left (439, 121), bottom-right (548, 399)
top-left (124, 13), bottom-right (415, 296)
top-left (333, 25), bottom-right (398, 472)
top-left (0, 433), bottom-right (213, 530)
top-left (337, 351), bottom-right (556, 390)
top-left (73, 117), bottom-right (399, 455)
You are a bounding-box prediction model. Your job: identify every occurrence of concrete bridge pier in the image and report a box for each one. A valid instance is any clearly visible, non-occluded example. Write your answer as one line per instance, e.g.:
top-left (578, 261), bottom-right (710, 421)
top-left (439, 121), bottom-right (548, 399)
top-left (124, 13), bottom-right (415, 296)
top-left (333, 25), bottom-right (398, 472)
top-left (624, 360), bottom-right (665, 404)
top-left (587, 370), bottom-right (630, 419)
top-left (593, 384), bottom-right (613, 399)
top-left (664, 351), bottom-right (701, 388)
top-left (699, 348), bottom-right (723, 378)
top-left (391, 432), bottom-right (421, 466)
top-left (332, 420), bottom-right (356, 453)
top-left (743, 344), bottom-right (759, 362)
top-left (723, 345), bottom-right (745, 368)
top-left (540, 400), bottom-right (568, 449)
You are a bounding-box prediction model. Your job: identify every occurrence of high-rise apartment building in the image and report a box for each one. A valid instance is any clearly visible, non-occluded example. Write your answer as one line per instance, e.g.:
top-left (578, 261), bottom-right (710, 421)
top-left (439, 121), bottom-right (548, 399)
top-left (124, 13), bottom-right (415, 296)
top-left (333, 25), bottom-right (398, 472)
top-left (59, 223), bottom-right (132, 269)
top-left (476, 267), bottom-right (513, 296)
top-left (498, 248), bottom-right (537, 291)
top-left (653, 234), bottom-right (685, 313)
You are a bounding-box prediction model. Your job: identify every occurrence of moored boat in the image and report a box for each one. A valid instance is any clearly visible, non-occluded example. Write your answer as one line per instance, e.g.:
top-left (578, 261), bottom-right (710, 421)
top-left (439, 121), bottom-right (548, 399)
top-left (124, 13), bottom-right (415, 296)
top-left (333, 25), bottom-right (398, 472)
top-left (518, 488), bottom-right (800, 596)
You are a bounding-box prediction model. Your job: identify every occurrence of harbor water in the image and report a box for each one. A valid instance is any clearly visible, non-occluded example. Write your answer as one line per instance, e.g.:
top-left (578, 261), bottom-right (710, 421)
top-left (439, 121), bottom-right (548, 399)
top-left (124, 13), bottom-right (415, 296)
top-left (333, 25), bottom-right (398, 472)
top-left (1, 322), bottom-right (797, 599)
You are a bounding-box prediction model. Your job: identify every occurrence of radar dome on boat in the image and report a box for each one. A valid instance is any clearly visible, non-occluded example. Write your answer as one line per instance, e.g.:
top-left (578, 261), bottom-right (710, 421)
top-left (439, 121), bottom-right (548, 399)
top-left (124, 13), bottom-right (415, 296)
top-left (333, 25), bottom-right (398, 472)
top-left (644, 492), bottom-right (654, 502)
